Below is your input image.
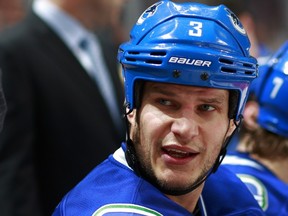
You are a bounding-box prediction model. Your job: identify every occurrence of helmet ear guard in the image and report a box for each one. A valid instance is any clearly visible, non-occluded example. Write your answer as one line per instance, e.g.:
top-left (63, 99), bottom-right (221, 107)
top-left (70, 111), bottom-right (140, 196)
top-left (118, 1), bottom-right (257, 122)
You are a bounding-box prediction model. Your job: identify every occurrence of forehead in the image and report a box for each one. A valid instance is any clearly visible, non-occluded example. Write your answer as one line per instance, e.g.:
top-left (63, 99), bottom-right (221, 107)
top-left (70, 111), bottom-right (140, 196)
top-left (144, 82), bottom-right (229, 99)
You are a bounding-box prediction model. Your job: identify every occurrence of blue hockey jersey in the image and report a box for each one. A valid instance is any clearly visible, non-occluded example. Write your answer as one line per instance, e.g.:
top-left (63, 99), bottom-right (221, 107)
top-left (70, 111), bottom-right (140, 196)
top-left (222, 152), bottom-right (288, 216)
top-left (53, 144), bottom-right (264, 216)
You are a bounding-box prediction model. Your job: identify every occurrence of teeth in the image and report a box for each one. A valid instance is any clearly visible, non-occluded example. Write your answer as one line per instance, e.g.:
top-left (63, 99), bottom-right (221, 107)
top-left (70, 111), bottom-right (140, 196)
top-left (167, 149), bottom-right (186, 154)
top-left (166, 149), bottom-right (190, 158)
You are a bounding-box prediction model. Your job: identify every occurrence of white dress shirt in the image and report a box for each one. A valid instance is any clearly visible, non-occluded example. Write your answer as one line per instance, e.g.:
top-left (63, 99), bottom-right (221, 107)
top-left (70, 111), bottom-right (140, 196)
top-left (33, 0), bottom-right (121, 129)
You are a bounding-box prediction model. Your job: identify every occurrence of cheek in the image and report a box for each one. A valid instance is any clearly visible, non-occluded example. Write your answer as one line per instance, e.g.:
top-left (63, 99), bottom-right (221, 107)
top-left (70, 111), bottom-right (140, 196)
top-left (201, 130), bottom-right (224, 166)
top-left (138, 106), bottom-right (170, 154)
top-left (201, 118), bottom-right (230, 149)
top-left (140, 110), bottom-right (163, 144)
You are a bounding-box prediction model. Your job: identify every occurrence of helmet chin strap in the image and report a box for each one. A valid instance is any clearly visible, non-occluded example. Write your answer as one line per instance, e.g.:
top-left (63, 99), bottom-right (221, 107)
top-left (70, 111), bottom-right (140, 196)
top-left (124, 107), bottom-right (143, 176)
top-left (124, 109), bottom-right (243, 196)
top-left (211, 115), bottom-right (243, 173)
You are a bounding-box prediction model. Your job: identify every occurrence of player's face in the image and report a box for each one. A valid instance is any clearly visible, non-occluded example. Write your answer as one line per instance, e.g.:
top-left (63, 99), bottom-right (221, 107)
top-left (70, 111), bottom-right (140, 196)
top-left (127, 82), bottom-right (235, 194)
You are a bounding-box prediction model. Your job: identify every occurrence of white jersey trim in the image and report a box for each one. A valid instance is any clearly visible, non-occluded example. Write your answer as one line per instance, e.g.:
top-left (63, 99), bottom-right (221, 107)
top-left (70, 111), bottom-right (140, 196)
top-left (92, 203), bottom-right (163, 216)
top-left (112, 147), bottom-right (133, 170)
top-left (222, 155), bottom-right (264, 171)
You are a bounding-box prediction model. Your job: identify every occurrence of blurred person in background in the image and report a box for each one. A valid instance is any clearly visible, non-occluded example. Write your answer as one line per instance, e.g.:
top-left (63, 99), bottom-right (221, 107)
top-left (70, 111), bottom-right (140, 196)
top-left (222, 41), bottom-right (288, 215)
top-left (0, 0), bottom-right (128, 215)
top-left (206, 0), bottom-right (286, 151)
top-left (0, 0), bottom-right (30, 31)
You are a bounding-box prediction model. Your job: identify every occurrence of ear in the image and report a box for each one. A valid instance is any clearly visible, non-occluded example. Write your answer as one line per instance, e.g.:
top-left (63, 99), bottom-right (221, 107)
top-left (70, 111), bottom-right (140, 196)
top-left (243, 101), bottom-right (259, 130)
top-left (227, 119), bottom-right (237, 137)
top-left (126, 108), bottom-right (136, 125)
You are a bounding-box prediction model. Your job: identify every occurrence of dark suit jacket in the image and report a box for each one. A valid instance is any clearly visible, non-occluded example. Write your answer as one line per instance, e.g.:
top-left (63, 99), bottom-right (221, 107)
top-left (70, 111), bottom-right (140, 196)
top-left (0, 11), bottom-right (125, 216)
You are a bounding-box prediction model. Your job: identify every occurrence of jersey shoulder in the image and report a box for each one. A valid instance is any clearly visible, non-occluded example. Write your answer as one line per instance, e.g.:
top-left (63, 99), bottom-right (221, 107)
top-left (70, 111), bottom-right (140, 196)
top-left (222, 152), bottom-right (288, 215)
top-left (202, 166), bottom-right (264, 216)
top-left (52, 148), bottom-right (193, 216)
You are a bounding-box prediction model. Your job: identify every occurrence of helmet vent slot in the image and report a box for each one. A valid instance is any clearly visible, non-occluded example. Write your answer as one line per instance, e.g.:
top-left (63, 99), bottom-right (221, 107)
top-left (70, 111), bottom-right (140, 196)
top-left (126, 58), bottom-right (136, 62)
top-left (243, 63), bottom-right (255, 75)
top-left (128, 51), bottom-right (140, 55)
top-left (221, 67), bottom-right (236, 73)
top-left (243, 63), bottom-right (254, 68)
top-left (150, 51), bottom-right (166, 56)
top-left (145, 59), bottom-right (162, 65)
top-left (124, 51), bottom-right (166, 64)
top-left (219, 58), bottom-right (233, 64)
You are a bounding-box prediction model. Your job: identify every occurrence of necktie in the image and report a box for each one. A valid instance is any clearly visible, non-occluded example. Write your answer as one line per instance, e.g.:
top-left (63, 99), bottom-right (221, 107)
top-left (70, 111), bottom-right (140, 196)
top-left (79, 35), bottom-right (122, 130)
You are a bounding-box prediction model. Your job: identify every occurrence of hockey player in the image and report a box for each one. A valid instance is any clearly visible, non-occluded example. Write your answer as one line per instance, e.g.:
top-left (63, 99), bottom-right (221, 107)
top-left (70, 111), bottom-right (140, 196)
top-left (53, 1), bottom-right (264, 215)
top-left (222, 41), bottom-right (288, 215)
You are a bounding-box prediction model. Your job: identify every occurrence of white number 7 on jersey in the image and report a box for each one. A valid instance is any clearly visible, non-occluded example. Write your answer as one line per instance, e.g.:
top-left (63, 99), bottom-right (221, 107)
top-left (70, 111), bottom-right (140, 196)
top-left (270, 77), bottom-right (283, 99)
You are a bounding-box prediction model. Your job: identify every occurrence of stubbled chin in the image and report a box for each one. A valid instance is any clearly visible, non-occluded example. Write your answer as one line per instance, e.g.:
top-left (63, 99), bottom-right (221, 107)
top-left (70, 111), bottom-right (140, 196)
top-left (155, 167), bottom-right (194, 187)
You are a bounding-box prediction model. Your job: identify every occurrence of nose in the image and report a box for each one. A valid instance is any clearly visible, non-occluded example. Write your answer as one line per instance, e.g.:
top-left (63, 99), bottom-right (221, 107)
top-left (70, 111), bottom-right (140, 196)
top-left (171, 115), bottom-right (199, 143)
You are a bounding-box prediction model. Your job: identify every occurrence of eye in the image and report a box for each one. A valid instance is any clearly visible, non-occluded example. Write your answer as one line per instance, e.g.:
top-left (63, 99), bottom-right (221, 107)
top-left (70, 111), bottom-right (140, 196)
top-left (159, 98), bottom-right (173, 106)
top-left (199, 104), bottom-right (215, 112)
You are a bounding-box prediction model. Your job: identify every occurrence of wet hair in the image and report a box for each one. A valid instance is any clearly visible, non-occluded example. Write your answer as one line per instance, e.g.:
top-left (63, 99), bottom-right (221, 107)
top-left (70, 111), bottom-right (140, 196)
top-left (240, 125), bottom-right (288, 159)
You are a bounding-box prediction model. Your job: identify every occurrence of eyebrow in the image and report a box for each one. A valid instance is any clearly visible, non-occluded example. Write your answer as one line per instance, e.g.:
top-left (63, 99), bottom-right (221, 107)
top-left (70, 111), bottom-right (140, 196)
top-left (198, 98), bottom-right (226, 106)
top-left (148, 85), bottom-right (227, 104)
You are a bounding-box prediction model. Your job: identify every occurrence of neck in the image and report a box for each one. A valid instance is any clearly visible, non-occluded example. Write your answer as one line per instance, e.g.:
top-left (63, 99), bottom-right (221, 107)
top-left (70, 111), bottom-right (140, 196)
top-left (49, 0), bottom-right (96, 30)
top-left (166, 184), bottom-right (204, 213)
top-left (251, 154), bottom-right (288, 183)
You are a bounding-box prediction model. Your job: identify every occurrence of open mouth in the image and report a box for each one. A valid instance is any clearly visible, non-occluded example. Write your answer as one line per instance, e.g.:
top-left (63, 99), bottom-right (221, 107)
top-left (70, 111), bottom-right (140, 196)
top-left (163, 148), bottom-right (192, 158)
top-left (162, 148), bottom-right (193, 158)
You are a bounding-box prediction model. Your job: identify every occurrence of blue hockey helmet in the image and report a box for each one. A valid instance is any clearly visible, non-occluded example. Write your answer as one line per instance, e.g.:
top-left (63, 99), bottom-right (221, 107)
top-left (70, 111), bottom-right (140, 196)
top-left (118, 1), bottom-right (258, 121)
top-left (253, 41), bottom-right (288, 138)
